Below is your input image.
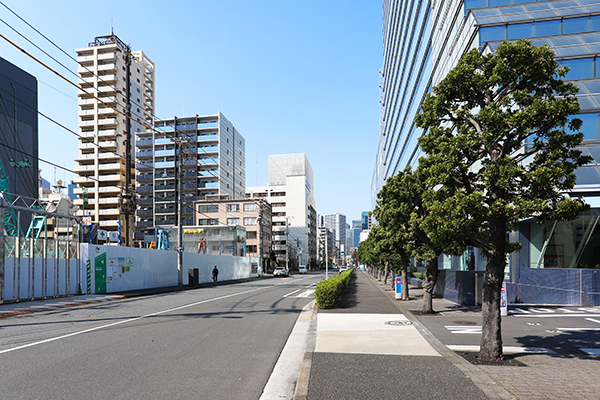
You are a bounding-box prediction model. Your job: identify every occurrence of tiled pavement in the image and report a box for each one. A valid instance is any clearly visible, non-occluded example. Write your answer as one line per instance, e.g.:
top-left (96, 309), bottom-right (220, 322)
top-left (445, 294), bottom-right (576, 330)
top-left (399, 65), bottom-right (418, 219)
top-left (365, 272), bottom-right (600, 400)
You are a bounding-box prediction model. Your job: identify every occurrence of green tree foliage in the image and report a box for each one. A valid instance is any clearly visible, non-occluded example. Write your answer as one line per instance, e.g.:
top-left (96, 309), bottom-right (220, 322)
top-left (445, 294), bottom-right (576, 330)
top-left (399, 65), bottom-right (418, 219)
top-left (415, 40), bottom-right (590, 361)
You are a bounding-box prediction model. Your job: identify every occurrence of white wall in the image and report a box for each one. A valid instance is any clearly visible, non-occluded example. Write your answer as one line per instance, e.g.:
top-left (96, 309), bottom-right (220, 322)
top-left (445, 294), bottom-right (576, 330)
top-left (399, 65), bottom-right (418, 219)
top-left (2, 244), bottom-right (259, 300)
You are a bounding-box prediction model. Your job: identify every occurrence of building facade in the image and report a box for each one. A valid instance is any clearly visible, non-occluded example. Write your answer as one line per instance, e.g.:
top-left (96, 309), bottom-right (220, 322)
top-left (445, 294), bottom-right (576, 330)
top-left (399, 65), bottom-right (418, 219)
top-left (0, 57), bottom-right (39, 233)
top-left (320, 213), bottom-right (347, 263)
top-left (134, 113), bottom-right (245, 243)
top-left (247, 153), bottom-right (317, 269)
top-left (192, 194), bottom-right (272, 270)
top-left (376, 0), bottom-right (600, 306)
top-left (74, 34), bottom-right (155, 242)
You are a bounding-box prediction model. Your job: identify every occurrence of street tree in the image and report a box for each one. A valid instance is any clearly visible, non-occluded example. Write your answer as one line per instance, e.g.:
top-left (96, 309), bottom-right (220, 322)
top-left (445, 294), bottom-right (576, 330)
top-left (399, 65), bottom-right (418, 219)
top-left (372, 175), bottom-right (414, 298)
top-left (414, 39), bottom-right (590, 361)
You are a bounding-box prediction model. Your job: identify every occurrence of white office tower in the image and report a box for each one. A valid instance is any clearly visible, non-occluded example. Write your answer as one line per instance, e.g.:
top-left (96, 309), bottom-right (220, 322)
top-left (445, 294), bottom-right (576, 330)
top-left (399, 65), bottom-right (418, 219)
top-left (74, 34), bottom-right (155, 245)
top-left (247, 154), bottom-right (317, 269)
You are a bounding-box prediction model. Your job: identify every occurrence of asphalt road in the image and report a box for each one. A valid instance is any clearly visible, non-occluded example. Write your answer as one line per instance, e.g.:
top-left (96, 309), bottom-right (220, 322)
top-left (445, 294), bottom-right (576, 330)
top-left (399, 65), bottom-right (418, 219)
top-left (0, 273), bottom-right (323, 400)
top-left (417, 305), bottom-right (600, 353)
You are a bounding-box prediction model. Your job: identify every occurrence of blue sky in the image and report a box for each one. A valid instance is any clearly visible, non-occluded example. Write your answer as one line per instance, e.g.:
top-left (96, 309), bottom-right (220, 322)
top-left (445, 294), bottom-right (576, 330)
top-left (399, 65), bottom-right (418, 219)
top-left (0, 0), bottom-right (381, 223)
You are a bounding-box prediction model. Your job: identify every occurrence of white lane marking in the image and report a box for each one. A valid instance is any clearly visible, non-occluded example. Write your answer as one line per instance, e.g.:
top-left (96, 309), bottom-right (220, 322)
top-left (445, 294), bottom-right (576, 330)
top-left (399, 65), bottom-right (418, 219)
top-left (283, 289), bottom-right (302, 298)
top-left (296, 289), bottom-right (315, 298)
top-left (514, 314), bottom-right (594, 318)
top-left (557, 328), bottom-right (600, 331)
top-left (582, 348), bottom-right (600, 356)
top-left (0, 281), bottom-right (308, 355)
top-left (445, 326), bottom-right (482, 334)
top-left (586, 318), bottom-right (600, 324)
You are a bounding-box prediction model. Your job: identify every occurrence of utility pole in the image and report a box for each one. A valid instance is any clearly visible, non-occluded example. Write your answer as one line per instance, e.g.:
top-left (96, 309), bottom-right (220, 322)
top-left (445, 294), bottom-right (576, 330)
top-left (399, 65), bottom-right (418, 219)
top-left (175, 117), bottom-right (183, 287)
top-left (285, 217), bottom-right (289, 271)
top-left (325, 229), bottom-right (328, 279)
top-left (118, 46), bottom-right (135, 247)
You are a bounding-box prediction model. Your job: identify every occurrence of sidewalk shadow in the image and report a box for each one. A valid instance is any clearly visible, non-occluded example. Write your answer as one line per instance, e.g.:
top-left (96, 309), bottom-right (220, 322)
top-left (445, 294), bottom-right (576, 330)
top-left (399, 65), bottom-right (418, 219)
top-left (335, 274), bottom-right (358, 309)
top-left (515, 331), bottom-right (600, 359)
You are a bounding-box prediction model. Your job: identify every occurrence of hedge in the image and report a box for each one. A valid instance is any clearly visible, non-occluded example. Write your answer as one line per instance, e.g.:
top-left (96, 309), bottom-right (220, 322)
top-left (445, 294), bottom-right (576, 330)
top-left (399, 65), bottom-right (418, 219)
top-left (315, 268), bottom-right (354, 309)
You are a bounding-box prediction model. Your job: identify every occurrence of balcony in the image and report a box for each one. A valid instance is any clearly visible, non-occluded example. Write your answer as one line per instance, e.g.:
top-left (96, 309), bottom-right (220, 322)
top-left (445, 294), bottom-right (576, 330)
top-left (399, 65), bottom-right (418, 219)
top-left (137, 209), bottom-right (153, 216)
top-left (98, 163), bottom-right (124, 172)
top-left (136, 220), bottom-right (153, 227)
top-left (98, 174), bottom-right (123, 182)
top-left (155, 196), bottom-right (175, 202)
top-left (99, 220), bottom-right (119, 228)
top-left (98, 140), bottom-right (117, 150)
top-left (137, 186), bottom-right (153, 193)
top-left (73, 164), bottom-right (96, 173)
top-left (136, 150), bottom-right (154, 158)
top-left (98, 129), bottom-right (118, 138)
top-left (98, 118), bottom-right (118, 127)
top-left (155, 184), bottom-right (175, 191)
top-left (137, 173), bottom-right (153, 182)
top-left (136, 139), bottom-right (153, 147)
top-left (156, 208), bottom-right (175, 214)
top-left (138, 197), bottom-right (153, 205)
top-left (99, 208), bottom-right (120, 216)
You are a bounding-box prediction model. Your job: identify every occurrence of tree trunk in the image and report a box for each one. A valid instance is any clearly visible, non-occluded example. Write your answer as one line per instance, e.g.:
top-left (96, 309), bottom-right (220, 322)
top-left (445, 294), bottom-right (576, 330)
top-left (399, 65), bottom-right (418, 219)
top-left (479, 250), bottom-right (506, 361)
top-left (390, 268), bottom-right (395, 291)
top-left (421, 257), bottom-right (439, 314)
top-left (401, 254), bottom-right (409, 300)
top-left (383, 262), bottom-right (389, 285)
top-left (479, 215), bottom-right (508, 362)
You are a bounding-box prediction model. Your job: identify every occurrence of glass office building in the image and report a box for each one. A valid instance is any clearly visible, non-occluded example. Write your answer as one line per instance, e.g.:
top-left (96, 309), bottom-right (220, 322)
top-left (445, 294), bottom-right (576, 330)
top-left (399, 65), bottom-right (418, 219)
top-left (376, 0), bottom-right (600, 305)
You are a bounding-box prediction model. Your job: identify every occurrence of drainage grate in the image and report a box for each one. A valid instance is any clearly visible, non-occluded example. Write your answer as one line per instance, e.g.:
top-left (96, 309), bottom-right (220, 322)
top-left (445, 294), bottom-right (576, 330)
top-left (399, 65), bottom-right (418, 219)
top-left (385, 320), bottom-right (413, 326)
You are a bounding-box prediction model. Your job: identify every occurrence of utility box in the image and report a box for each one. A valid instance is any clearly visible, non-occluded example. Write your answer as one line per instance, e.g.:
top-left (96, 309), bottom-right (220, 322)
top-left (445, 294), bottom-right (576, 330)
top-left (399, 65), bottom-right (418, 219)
top-left (188, 268), bottom-right (199, 287)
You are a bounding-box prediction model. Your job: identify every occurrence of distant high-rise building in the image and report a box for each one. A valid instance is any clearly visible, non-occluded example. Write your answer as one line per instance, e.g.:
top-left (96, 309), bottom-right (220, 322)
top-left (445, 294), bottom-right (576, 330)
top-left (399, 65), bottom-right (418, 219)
top-left (361, 211), bottom-right (371, 230)
top-left (135, 113), bottom-right (245, 238)
top-left (247, 154), bottom-right (317, 269)
top-left (320, 213), bottom-right (346, 263)
top-left (74, 34), bottom-right (155, 243)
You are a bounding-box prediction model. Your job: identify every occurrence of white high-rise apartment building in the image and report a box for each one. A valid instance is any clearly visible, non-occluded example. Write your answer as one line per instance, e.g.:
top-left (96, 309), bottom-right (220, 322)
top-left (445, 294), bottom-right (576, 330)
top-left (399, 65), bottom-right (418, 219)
top-left (135, 113), bottom-right (245, 234)
top-left (246, 154), bottom-right (317, 269)
top-left (73, 34), bottom-right (155, 242)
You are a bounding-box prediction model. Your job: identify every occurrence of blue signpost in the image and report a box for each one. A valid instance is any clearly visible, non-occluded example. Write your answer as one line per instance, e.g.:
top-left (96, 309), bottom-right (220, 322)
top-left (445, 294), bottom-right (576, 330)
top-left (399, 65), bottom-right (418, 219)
top-left (395, 275), bottom-right (402, 299)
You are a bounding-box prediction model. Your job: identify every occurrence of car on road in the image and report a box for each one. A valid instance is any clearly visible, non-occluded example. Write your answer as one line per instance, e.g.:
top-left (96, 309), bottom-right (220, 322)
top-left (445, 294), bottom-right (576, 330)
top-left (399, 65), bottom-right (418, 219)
top-left (298, 265), bottom-right (307, 274)
top-left (273, 267), bottom-right (289, 277)
top-left (339, 266), bottom-right (350, 273)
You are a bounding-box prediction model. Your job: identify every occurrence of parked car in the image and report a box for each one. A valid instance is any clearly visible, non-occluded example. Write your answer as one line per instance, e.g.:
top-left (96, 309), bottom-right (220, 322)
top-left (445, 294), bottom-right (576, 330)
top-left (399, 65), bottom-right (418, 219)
top-left (273, 267), bottom-right (289, 277)
top-left (298, 265), bottom-right (307, 274)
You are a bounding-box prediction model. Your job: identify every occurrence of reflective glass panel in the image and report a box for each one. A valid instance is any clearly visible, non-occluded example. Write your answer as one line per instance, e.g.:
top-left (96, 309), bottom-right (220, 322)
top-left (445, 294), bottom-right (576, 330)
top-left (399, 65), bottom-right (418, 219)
top-left (480, 25), bottom-right (506, 42)
top-left (561, 58), bottom-right (594, 80)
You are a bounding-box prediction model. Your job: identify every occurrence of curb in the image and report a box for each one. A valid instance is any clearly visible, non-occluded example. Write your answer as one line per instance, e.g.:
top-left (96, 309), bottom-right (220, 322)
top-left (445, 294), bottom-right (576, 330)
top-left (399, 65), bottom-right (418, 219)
top-left (293, 301), bottom-right (318, 400)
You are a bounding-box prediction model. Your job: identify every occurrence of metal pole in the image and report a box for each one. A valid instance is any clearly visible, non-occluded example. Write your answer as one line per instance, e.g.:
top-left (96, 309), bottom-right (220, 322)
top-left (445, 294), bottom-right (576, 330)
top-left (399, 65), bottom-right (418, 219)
top-left (0, 204), bottom-right (4, 303)
top-left (175, 118), bottom-right (183, 287)
top-left (325, 230), bottom-right (328, 280)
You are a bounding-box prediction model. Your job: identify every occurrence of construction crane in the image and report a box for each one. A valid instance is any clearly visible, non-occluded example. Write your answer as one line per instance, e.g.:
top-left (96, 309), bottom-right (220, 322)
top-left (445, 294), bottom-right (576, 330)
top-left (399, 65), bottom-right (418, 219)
top-left (0, 157), bottom-right (23, 237)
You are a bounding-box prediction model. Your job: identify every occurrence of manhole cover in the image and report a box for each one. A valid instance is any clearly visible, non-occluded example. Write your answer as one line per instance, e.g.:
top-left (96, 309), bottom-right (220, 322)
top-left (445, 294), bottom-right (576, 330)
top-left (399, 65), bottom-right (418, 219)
top-left (385, 320), bottom-right (413, 326)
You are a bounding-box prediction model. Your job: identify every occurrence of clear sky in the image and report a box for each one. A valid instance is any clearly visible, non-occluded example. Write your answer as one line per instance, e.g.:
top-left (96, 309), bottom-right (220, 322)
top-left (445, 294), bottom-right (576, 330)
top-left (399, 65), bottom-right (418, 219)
top-left (0, 0), bottom-right (382, 224)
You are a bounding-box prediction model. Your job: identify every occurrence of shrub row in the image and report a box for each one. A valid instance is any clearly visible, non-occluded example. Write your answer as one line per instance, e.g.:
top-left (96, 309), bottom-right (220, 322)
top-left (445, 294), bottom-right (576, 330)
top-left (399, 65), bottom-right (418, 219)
top-left (408, 271), bottom-right (425, 280)
top-left (315, 268), bottom-right (354, 309)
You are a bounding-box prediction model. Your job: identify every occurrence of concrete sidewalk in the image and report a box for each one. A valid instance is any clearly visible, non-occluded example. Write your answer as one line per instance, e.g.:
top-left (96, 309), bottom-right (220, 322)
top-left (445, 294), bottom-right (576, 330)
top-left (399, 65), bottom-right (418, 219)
top-left (296, 271), bottom-right (491, 400)
top-left (296, 270), bottom-right (599, 400)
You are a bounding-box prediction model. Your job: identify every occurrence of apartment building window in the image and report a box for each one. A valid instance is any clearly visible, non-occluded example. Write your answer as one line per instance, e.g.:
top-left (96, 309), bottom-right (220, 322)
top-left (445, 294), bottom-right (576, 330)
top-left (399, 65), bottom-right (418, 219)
top-left (198, 204), bottom-right (218, 213)
top-left (273, 212), bottom-right (286, 217)
top-left (246, 245), bottom-right (257, 253)
top-left (272, 202), bottom-right (286, 207)
top-left (244, 217), bottom-right (257, 226)
top-left (198, 218), bottom-right (218, 226)
top-left (227, 217), bottom-right (240, 225)
top-left (243, 203), bottom-right (256, 211)
top-left (271, 192), bottom-right (286, 197)
top-left (228, 204), bottom-right (239, 212)
top-left (247, 231), bottom-right (257, 239)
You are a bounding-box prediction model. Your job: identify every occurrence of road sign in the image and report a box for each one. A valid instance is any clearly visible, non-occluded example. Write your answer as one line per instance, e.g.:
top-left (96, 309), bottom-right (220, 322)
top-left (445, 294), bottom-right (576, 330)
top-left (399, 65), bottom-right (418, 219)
top-left (109, 231), bottom-right (120, 242)
top-left (501, 282), bottom-right (508, 317)
top-left (83, 216), bottom-right (92, 225)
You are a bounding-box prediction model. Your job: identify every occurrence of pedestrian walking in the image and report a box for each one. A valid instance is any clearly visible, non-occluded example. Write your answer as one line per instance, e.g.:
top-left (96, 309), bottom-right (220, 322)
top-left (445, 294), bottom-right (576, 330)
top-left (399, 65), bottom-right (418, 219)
top-left (212, 265), bottom-right (219, 282)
